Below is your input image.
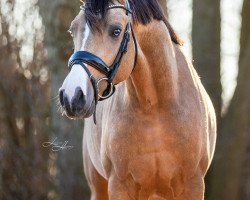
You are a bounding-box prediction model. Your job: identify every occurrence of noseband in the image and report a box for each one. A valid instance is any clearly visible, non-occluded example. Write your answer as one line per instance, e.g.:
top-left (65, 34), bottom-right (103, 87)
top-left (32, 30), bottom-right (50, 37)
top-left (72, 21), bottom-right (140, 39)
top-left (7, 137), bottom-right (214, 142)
top-left (67, 1), bottom-right (138, 122)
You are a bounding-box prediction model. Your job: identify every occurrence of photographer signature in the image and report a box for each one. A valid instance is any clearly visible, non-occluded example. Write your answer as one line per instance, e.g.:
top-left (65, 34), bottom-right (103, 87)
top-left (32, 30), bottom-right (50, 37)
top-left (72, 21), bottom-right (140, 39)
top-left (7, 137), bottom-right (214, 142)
top-left (42, 137), bottom-right (74, 151)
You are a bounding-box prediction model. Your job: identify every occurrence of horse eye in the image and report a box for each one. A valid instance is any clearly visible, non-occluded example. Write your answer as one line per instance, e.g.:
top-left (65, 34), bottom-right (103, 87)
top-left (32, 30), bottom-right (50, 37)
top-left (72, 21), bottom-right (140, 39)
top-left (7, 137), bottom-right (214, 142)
top-left (112, 29), bottom-right (122, 37)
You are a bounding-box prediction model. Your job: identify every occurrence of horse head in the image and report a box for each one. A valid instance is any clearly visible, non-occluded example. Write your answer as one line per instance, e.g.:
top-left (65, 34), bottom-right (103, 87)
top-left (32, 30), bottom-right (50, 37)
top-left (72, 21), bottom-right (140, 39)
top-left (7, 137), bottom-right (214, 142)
top-left (59, 0), bottom-right (137, 119)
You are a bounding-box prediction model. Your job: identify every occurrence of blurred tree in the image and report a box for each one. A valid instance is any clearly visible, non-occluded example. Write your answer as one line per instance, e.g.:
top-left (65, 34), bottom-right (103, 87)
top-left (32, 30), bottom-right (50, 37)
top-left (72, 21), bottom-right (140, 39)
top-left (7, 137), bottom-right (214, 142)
top-left (38, 0), bottom-right (90, 199)
top-left (193, 0), bottom-right (250, 199)
top-left (192, 0), bottom-right (222, 120)
top-left (0, 1), bottom-right (51, 199)
top-left (208, 0), bottom-right (250, 199)
top-left (192, 1), bottom-right (221, 198)
top-left (239, 0), bottom-right (250, 199)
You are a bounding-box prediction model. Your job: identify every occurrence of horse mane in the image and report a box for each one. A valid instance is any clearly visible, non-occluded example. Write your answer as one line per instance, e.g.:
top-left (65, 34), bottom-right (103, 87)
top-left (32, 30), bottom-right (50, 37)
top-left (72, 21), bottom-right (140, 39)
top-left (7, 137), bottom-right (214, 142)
top-left (84, 0), bottom-right (184, 45)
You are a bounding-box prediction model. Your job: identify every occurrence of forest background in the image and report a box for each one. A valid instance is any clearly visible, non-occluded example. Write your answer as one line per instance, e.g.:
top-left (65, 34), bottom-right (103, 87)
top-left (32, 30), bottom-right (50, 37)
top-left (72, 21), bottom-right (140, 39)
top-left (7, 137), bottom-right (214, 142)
top-left (0, 0), bottom-right (249, 199)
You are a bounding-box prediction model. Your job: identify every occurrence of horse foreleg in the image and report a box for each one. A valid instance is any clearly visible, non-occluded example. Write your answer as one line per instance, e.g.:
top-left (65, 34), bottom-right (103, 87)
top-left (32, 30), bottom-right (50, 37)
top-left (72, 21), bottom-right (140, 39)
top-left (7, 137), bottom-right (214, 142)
top-left (178, 171), bottom-right (205, 200)
top-left (108, 174), bottom-right (134, 200)
top-left (83, 144), bottom-right (109, 200)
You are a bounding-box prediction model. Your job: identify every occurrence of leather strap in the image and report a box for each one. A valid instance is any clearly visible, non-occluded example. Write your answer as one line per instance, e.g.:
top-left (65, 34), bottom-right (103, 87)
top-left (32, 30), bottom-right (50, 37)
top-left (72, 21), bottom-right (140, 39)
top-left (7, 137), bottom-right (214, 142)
top-left (107, 23), bottom-right (131, 83)
top-left (68, 51), bottom-right (110, 76)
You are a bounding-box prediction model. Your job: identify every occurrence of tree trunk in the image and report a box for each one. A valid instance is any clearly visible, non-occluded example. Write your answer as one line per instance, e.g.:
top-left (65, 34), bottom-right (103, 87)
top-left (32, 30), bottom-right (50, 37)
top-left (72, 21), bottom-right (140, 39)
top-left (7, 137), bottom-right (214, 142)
top-left (192, 0), bottom-right (222, 120)
top-left (209, 0), bottom-right (250, 199)
top-left (239, 1), bottom-right (250, 198)
top-left (192, 0), bottom-right (221, 198)
top-left (0, 2), bottom-right (50, 199)
top-left (38, 1), bottom-right (90, 199)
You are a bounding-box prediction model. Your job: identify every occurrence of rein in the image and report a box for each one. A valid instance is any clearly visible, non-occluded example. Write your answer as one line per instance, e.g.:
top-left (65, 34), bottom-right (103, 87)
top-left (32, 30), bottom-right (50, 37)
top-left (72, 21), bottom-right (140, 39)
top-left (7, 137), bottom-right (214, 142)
top-left (67, 0), bottom-right (138, 123)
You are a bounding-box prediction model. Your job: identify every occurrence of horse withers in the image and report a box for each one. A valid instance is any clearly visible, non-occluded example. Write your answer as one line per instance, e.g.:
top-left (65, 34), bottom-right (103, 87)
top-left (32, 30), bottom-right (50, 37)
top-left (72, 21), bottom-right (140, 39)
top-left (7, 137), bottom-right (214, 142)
top-left (59, 0), bottom-right (216, 199)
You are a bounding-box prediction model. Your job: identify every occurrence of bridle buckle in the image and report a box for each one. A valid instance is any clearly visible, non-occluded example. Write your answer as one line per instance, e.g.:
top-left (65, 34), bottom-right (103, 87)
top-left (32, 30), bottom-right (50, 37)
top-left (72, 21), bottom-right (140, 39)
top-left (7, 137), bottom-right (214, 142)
top-left (97, 78), bottom-right (114, 99)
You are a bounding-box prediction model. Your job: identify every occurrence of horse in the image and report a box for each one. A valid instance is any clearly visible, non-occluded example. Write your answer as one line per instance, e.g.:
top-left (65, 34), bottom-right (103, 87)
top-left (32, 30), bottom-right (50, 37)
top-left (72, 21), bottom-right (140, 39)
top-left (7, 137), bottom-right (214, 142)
top-left (59, 0), bottom-right (217, 199)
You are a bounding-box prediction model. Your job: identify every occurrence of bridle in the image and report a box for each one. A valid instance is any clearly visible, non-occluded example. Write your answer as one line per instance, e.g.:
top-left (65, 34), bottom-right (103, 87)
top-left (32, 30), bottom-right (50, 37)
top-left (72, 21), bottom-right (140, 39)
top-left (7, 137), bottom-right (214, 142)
top-left (67, 0), bottom-right (137, 122)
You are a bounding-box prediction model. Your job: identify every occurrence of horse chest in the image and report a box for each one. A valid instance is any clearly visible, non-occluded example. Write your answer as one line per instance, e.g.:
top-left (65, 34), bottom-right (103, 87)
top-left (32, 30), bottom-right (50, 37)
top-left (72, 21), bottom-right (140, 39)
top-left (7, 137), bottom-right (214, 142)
top-left (86, 99), bottom-right (207, 194)
top-left (100, 117), bottom-right (201, 184)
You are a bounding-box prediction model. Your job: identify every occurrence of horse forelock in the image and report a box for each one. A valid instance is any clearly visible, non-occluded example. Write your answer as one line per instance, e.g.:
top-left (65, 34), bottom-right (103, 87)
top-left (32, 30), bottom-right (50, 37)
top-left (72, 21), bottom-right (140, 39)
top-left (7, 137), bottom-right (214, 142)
top-left (82, 0), bottom-right (183, 45)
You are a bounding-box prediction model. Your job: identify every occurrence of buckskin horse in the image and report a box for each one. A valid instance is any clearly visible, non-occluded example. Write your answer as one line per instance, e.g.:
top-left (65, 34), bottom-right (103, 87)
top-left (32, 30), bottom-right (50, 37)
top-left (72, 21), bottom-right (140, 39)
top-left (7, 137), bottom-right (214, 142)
top-left (59, 0), bottom-right (216, 199)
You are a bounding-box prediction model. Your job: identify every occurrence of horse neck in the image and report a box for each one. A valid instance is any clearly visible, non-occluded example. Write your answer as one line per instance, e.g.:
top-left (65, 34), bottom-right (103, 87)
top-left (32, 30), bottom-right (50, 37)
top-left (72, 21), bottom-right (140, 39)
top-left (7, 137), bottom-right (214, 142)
top-left (125, 21), bottom-right (179, 112)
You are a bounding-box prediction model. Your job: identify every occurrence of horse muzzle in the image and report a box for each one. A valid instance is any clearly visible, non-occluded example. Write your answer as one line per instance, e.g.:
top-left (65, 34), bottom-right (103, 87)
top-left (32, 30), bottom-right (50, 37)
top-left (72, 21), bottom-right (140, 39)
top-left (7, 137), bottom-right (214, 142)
top-left (59, 87), bottom-right (96, 118)
top-left (58, 63), bottom-right (96, 119)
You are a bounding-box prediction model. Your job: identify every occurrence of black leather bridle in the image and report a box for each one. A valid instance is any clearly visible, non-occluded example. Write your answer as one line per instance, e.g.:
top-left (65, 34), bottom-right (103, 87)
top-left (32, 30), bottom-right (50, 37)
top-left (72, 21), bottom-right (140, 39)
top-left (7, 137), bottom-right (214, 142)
top-left (67, 0), bottom-right (137, 122)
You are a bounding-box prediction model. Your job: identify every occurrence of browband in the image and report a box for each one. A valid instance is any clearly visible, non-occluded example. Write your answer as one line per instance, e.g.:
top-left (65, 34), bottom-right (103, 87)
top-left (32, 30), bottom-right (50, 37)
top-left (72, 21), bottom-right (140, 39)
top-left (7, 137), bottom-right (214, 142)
top-left (80, 4), bottom-right (132, 14)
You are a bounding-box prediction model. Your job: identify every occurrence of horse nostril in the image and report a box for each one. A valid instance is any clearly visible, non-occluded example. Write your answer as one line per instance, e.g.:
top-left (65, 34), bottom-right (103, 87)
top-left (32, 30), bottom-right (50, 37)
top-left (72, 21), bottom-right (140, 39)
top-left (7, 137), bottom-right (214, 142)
top-left (71, 87), bottom-right (86, 112)
top-left (78, 90), bottom-right (85, 106)
top-left (59, 89), bottom-right (65, 106)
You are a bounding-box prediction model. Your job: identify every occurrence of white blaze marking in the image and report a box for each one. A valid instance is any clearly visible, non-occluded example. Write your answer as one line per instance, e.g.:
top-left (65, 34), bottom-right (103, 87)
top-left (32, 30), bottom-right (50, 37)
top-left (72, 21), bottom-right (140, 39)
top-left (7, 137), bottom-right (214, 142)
top-left (81, 24), bottom-right (90, 50)
top-left (61, 64), bottom-right (89, 101)
top-left (61, 25), bottom-right (91, 102)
